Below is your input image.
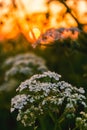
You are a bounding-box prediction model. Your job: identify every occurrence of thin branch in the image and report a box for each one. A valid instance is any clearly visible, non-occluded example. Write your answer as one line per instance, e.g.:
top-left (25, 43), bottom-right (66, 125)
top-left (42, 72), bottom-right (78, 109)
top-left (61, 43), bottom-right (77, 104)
top-left (59, 0), bottom-right (83, 30)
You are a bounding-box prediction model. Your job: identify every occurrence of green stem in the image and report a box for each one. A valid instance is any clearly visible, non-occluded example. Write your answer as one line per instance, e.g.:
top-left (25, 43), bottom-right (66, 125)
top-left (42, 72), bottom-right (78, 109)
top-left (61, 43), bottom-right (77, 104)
top-left (49, 111), bottom-right (56, 123)
top-left (48, 111), bottom-right (62, 130)
top-left (54, 122), bottom-right (62, 130)
top-left (39, 117), bottom-right (46, 130)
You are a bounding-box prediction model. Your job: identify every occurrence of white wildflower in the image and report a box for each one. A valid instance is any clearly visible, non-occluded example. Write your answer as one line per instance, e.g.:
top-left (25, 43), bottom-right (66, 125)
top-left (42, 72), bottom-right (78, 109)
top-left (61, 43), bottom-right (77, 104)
top-left (2, 53), bottom-right (48, 92)
top-left (11, 71), bottom-right (86, 128)
top-left (11, 94), bottom-right (29, 112)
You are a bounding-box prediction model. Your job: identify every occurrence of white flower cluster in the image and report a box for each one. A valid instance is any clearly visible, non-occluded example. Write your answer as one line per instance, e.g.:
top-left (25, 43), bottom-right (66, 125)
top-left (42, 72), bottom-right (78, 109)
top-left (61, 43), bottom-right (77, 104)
top-left (11, 94), bottom-right (29, 112)
top-left (0, 53), bottom-right (48, 92)
top-left (76, 112), bottom-right (87, 130)
top-left (11, 71), bottom-right (86, 127)
top-left (3, 53), bottom-right (48, 81)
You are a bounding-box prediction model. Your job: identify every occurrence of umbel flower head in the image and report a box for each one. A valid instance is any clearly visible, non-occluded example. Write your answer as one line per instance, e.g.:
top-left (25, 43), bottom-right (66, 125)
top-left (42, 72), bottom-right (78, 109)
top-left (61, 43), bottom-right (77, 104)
top-left (11, 71), bottom-right (86, 128)
top-left (0, 53), bottom-right (48, 92)
top-left (76, 111), bottom-right (87, 130)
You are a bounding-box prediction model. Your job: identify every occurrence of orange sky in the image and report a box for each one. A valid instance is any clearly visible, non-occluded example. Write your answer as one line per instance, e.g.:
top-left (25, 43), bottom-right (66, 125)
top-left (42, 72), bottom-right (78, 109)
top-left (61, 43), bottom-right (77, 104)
top-left (0, 0), bottom-right (87, 42)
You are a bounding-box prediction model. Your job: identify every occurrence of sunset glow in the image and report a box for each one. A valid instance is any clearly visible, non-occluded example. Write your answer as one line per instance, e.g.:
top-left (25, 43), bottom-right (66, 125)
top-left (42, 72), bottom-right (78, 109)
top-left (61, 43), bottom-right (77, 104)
top-left (0, 0), bottom-right (87, 43)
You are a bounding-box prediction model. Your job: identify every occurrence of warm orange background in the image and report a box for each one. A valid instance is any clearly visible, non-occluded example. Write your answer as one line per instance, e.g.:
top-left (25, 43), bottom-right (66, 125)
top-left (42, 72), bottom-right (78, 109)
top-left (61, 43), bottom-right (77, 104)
top-left (0, 0), bottom-right (87, 42)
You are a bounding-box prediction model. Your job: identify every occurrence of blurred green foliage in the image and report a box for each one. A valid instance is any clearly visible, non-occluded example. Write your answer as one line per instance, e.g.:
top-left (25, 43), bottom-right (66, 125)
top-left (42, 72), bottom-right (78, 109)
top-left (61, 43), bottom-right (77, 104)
top-left (0, 31), bottom-right (87, 130)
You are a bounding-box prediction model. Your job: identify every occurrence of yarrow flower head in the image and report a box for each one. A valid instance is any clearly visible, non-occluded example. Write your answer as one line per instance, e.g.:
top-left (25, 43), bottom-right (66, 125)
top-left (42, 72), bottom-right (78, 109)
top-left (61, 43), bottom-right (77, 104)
top-left (0, 53), bottom-right (48, 92)
top-left (11, 71), bottom-right (86, 128)
top-left (76, 112), bottom-right (87, 130)
top-left (3, 53), bottom-right (48, 80)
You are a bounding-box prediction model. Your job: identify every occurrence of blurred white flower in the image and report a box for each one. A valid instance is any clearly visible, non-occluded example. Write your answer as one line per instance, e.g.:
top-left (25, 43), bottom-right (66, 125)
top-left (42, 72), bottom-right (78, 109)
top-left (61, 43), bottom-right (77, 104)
top-left (0, 53), bottom-right (48, 92)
